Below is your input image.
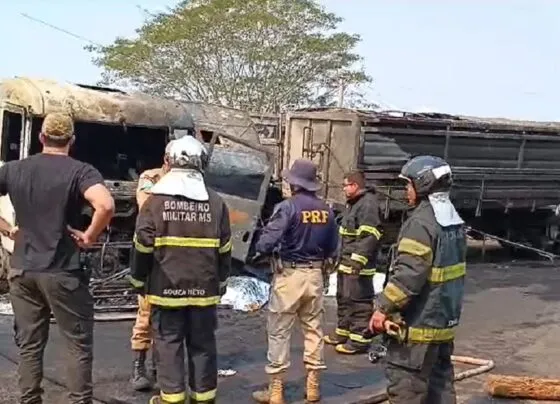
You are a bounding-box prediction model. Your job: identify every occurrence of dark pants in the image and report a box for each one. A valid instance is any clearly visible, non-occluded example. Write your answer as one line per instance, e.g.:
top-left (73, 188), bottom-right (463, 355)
top-left (385, 341), bottom-right (456, 404)
top-left (336, 272), bottom-right (375, 348)
top-left (151, 305), bottom-right (218, 404)
top-left (9, 270), bottom-right (94, 404)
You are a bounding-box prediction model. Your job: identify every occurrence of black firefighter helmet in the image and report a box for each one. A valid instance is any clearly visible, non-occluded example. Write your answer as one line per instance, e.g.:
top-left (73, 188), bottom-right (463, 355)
top-left (399, 155), bottom-right (453, 197)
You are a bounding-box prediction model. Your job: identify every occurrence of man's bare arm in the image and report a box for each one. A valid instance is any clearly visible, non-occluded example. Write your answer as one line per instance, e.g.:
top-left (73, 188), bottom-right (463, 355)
top-left (83, 183), bottom-right (115, 241)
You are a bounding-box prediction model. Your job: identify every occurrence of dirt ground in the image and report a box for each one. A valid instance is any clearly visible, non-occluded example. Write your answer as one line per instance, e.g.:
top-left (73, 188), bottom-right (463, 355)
top-left (453, 244), bottom-right (560, 404)
top-left (0, 243), bottom-right (560, 403)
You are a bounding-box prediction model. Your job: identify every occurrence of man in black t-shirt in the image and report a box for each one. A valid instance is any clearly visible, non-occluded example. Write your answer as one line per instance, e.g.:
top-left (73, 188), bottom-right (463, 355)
top-left (0, 112), bottom-right (115, 404)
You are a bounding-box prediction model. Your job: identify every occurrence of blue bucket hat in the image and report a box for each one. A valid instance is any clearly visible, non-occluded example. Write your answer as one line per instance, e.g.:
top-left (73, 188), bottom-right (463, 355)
top-left (282, 159), bottom-right (321, 192)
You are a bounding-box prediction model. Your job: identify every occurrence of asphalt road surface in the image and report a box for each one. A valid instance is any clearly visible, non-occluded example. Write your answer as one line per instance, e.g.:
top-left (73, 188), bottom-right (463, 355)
top-left (0, 245), bottom-right (559, 403)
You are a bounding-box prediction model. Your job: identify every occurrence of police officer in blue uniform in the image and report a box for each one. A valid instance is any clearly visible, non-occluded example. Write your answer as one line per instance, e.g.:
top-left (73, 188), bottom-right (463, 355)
top-left (252, 159), bottom-right (339, 404)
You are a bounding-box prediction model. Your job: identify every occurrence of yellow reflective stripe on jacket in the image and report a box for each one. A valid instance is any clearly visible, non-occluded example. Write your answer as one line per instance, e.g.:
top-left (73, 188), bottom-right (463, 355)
top-left (338, 264), bottom-right (376, 276)
top-left (339, 225), bottom-right (382, 239)
top-left (161, 391), bottom-right (186, 403)
top-left (147, 295), bottom-right (220, 307)
top-left (350, 253), bottom-right (368, 266)
top-left (357, 225), bottom-right (382, 239)
top-left (382, 281), bottom-right (409, 307)
top-left (430, 263), bottom-right (466, 283)
top-left (408, 327), bottom-right (455, 343)
top-left (397, 237), bottom-right (433, 262)
top-left (190, 389), bottom-right (217, 401)
top-left (154, 236), bottom-right (220, 248)
top-left (219, 239), bottom-right (232, 254)
top-left (133, 234), bottom-right (154, 253)
top-left (339, 227), bottom-right (354, 236)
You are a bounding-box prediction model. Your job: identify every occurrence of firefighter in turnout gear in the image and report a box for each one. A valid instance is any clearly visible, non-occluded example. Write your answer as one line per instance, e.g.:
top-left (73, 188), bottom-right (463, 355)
top-left (369, 155), bottom-right (467, 404)
top-left (252, 159), bottom-right (338, 404)
top-left (128, 135), bottom-right (232, 404)
top-left (130, 159), bottom-right (169, 391)
top-left (324, 170), bottom-right (383, 355)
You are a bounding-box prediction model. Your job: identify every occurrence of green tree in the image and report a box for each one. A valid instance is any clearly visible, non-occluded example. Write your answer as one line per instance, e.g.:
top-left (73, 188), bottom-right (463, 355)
top-left (87, 0), bottom-right (371, 112)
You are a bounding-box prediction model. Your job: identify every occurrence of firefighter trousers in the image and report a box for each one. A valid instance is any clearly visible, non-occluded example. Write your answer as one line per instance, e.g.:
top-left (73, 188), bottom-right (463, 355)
top-left (335, 272), bottom-right (375, 348)
top-left (131, 294), bottom-right (152, 351)
top-left (385, 340), bottom-right (456, 404)
top-left (9, 270), bottom-right (94, 404)
top-left (151, 305), bottom-right (218, 403)
top-left (266, 267), bottom-right (327, 374)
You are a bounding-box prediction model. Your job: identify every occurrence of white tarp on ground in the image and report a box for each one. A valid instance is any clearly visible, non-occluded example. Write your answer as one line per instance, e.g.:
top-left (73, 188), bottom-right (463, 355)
top-left (324, 272), bottom-right (387, 297)
top-left (220, 276), bottom-right (270, 312)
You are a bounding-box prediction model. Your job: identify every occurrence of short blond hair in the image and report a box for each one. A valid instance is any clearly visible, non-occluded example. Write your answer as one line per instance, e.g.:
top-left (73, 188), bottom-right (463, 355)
top-left (41, 113), bottom-right (74, 141)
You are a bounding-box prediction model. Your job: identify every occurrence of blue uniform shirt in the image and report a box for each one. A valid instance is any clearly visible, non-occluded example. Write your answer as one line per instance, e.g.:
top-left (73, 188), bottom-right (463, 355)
top-left (255, 191), bottom-right (338, 262)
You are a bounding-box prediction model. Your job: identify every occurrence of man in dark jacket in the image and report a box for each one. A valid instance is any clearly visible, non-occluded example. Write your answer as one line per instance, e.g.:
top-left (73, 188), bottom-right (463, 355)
top-left (128, 135), bottom-right (231, 404)
top-left (370, 155), bottom-right (467, 404)
top-left (0, 112), bottom-right (115, 404)
top-left (324, 170), bottom-right (383, 355)
top-left (252, 159), bottom-right (338, 404)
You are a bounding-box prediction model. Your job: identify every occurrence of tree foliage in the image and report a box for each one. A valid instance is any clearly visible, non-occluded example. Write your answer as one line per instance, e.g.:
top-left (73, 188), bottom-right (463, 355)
top-left (87, 0), bottom-right (371, 112)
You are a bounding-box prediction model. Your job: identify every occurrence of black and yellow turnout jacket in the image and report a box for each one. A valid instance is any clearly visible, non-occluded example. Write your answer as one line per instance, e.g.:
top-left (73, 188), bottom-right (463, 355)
top-left (338, 191), bottom-right (383, 276)
top-left (377, 200), bottom-right (467, 344)
top-left (129, 189), bottom-right (232, 307)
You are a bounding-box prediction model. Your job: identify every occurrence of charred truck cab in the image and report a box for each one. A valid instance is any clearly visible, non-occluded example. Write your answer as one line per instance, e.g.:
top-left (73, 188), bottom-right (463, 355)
top-left (0, 78), bottom-right (273, 315)
top-left (0, 77), bottom-right (189, 299)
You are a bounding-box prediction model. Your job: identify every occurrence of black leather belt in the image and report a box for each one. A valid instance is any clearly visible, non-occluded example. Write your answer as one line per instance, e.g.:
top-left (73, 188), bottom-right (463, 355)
top-left (287, 260), bottom-right (324, 269)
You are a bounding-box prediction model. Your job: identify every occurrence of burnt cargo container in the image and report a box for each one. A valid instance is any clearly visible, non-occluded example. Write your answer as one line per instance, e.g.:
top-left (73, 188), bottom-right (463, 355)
top-left (280, 108), bottom-right (560, 252)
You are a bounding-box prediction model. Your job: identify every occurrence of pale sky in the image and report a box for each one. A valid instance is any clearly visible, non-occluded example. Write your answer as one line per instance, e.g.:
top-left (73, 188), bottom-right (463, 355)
top-left (1, 0), bottom-right (558, 121)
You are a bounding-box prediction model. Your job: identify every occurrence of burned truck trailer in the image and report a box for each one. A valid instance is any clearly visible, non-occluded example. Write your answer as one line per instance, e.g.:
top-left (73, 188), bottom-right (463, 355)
top-left (0, 78), bottom-right (272, 316)
top-left (279, 108), bottom-right (560, 252)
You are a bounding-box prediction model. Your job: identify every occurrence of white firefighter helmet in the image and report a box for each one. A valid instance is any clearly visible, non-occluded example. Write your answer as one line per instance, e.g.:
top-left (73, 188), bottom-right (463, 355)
top-left (151, 136), bottom-right (210, 201)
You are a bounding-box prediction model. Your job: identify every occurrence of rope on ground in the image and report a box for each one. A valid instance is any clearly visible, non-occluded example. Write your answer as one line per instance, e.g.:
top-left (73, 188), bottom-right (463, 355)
top-left (451, 355), bottom-right (495, 381)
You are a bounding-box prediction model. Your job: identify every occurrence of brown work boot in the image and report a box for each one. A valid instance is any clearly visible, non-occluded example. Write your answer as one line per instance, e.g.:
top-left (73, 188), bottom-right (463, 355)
top-left (305, 370), bottom-right (321, 402)
top-left (131, 350), bottom-right (153, 391)
top-left (252, 374), bottom-right (285, 403)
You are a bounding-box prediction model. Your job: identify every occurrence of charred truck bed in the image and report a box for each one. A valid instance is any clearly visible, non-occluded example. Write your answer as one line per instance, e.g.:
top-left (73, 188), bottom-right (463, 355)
top-left (280, 108), bottom-right (560, 254)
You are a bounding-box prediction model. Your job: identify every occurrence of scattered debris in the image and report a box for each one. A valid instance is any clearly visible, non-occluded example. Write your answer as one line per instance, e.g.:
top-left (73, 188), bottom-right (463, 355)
top-left (218, 368), bottom-right (237, 377)
top-left (368, 344), bottom-right (387, 363)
